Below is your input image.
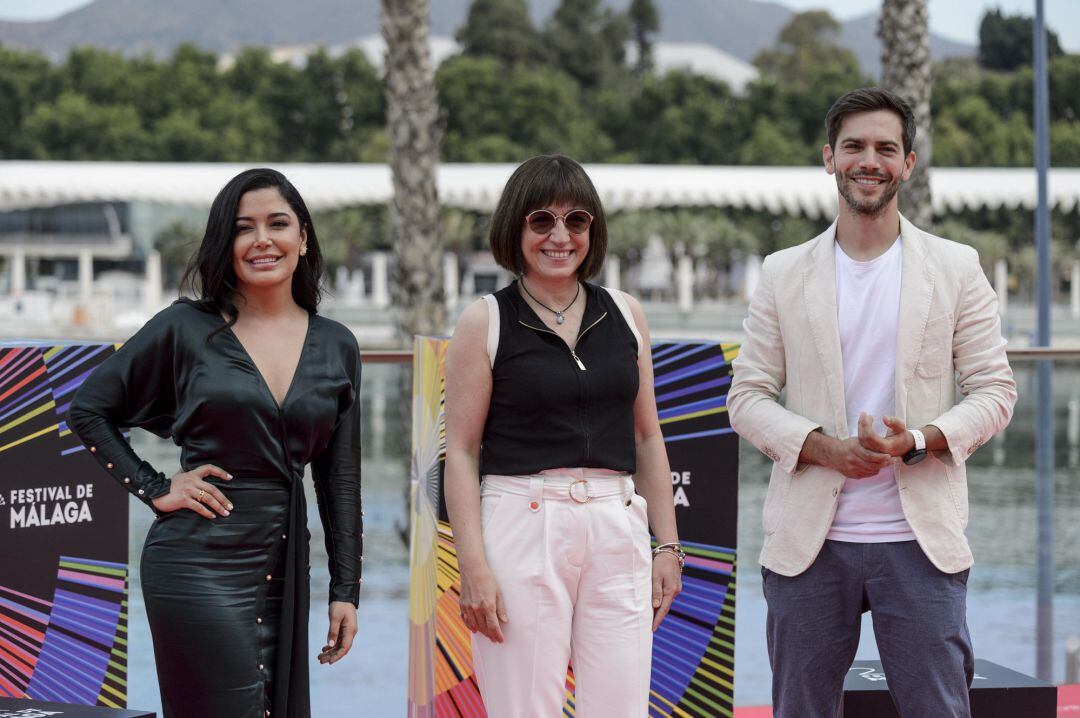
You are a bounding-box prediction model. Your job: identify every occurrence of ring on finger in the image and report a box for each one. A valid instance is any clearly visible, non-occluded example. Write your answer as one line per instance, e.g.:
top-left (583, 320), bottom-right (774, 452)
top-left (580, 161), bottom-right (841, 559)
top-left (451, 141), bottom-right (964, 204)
top-left (196, 489), bottom-right (206, 502)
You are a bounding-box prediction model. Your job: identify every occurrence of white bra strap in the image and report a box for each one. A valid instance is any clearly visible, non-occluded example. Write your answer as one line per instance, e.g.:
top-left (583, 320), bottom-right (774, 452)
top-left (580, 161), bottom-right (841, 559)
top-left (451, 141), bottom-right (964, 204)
top-left (604, 286), bottom-right (642, 357)
top-left (483, 294), bottom-right (500, 369)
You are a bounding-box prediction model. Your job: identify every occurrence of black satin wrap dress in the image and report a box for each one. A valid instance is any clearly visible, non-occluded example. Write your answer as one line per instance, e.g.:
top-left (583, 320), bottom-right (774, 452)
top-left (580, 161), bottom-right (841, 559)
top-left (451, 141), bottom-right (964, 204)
top-left (68, 301), bottom-right (364, 718)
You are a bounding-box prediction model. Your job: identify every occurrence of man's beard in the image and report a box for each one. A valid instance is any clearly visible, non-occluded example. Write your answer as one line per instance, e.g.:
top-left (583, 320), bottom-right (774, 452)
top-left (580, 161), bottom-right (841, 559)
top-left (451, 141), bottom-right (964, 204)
top-left (836, 170), bottom-right (901, 218)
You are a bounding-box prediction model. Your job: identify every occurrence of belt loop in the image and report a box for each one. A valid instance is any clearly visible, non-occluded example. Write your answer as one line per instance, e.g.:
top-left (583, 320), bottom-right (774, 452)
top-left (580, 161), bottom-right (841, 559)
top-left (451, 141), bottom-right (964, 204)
top-left (623, 476), bottom-right (633, 506)
top-left (529, 476), bottom-right (543, 512)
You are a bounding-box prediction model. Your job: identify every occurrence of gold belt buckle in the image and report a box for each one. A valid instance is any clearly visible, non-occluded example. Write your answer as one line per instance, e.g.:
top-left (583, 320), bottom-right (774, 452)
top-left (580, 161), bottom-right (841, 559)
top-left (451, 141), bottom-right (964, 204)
top-left (569, 479), bottom-right (591, 503)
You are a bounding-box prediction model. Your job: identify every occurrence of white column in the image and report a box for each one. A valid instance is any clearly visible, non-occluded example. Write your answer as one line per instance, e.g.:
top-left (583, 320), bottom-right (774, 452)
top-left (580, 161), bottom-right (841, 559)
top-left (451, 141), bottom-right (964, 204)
top-left (10, 247), bottom-right (26, 296)
top-left (343, 268), bottom-right (364, 304)
top-left (335, 265), bottom-right (350, 294)
top-left (352, 268), bottom-right (366, 304)
top-left (371, 251), bottom-right (390, 309)
top-left (145, 250), bottom-right (162, 312)
top-left (744, 254), bottom-right (763, 301)
top-left (443, 252), bottom-right (459, 312)
top-left (995, 258), bottom-right (1009, 317)
top-left (604, 256), bottom-right (621, 291)
top-left (1071, 260), bottom-right (1080, 320)
top-left (78, 249), bottom-right (94, 305)
top-left (677, 254), bottom-right (694, 313)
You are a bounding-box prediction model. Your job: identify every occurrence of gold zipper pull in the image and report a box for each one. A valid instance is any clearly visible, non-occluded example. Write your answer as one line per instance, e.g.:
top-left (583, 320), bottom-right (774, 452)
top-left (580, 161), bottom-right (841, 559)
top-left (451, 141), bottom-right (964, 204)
top-left (570, 350), bottom-right (586, 371)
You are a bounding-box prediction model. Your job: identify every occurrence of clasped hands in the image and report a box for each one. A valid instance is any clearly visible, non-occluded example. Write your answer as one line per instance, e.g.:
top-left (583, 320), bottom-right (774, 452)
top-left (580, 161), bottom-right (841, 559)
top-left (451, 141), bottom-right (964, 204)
top-left (816, 413), bottom-right (916, 478)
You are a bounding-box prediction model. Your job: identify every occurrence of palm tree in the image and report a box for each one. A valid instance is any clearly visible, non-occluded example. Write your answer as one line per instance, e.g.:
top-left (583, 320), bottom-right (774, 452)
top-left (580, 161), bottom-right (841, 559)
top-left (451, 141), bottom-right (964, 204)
top-left (878, 0), bottom-right (933, 228)
top-left (381, 0), bottom-right (445, 340)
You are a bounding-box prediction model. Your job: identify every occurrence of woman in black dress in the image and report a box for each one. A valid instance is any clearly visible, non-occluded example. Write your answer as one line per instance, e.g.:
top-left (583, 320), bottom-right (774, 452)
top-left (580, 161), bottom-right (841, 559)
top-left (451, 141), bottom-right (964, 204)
top-left (68, 168), bottom-right (363, 718)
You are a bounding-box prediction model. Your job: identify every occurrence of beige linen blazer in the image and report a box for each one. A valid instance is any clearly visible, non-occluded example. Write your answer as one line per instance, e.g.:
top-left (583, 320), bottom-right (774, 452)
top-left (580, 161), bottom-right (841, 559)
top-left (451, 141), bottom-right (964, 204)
top-left (729, 216), bottom-right (1016, 576)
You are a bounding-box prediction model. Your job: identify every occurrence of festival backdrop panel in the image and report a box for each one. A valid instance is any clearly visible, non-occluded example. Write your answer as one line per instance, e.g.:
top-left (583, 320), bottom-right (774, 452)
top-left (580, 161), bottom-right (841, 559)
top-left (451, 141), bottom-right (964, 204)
top-left (0, 342), bottom-right (131, 708)
top-left (407, 338), bottom-right (740, 718)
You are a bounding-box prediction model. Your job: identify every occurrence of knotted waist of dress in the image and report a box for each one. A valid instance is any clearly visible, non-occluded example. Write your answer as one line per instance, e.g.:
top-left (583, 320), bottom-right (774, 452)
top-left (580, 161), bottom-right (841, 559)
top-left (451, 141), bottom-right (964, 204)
top-left (481, 467), bottom-right (634, 508)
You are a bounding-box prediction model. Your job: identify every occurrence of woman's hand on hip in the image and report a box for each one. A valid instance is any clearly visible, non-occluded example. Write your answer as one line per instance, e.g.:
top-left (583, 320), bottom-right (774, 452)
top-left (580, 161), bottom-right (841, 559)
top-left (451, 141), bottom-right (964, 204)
top-left (151, 464), bottom-right (232, 518)
top-left (651, 552), bottom-right (682, 631)
top-left (319, 601), bottom-right (358, 665)
top-left (458, 564), bottom-right (508, 643)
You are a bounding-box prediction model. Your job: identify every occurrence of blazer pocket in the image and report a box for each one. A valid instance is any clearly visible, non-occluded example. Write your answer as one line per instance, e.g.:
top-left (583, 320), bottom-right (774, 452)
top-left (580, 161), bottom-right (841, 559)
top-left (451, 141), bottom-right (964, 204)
top-left (915, 312), bottom-right (955, 378)
top-left (762, 472), bottom-right (792, 536)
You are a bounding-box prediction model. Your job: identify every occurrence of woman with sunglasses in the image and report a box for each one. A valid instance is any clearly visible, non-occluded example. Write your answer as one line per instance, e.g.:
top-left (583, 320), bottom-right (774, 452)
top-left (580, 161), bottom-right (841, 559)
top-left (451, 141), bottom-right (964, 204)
top-left (445, 154), bottom-right (682, 716)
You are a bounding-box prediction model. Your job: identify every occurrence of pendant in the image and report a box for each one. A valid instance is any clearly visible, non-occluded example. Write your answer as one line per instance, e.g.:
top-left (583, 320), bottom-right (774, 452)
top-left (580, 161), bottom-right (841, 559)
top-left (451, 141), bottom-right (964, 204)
top-left (556, 313), bottom-right (565, 325)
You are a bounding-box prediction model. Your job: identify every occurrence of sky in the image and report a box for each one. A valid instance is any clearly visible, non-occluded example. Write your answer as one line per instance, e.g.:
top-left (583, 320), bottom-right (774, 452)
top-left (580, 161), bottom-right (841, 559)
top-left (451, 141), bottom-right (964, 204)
top-left (0, 0), bottom-right (1077, 52)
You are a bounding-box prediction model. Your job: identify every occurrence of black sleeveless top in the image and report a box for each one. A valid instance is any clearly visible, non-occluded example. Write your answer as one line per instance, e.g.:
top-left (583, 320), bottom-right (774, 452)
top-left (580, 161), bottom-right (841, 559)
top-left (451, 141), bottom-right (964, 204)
top-left (480, 281), bottom-right (640, 476)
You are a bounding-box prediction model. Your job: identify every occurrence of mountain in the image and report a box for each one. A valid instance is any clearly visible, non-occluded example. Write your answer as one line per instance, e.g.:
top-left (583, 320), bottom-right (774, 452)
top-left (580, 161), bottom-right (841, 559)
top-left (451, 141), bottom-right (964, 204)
top-left (0, 0), bottom-right (974, 76)
top-left (839, 11), bottom-right (975, 78)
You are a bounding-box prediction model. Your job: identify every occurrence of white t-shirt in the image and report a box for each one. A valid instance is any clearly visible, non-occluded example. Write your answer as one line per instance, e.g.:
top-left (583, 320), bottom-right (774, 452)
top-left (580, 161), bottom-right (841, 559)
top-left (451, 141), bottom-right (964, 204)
top-left (827, 237), bottom-right (916, 542)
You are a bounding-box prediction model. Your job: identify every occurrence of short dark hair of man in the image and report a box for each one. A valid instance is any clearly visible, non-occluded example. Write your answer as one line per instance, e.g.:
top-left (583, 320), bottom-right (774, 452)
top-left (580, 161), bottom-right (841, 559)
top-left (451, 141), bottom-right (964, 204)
top-left (488, 154), bottom-right (608, 280)
top-left (825, 87), bottom-right (916, 156)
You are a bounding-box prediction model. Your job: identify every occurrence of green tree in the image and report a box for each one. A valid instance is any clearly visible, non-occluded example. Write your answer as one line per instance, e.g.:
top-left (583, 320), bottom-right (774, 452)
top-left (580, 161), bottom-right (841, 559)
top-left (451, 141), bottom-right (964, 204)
top-left (456, 0), bottom-right (543, 66)
top-left (1049, 54), bottom-right (1080, 122)
top-left (437, 55), bottom-right (608, 161)
top-left (288, 48), bottom-right (384, 161)
top-left (1051, 120), bottom-right (1080, 165)
top-left (313, 205), bottom-right (392, 269)
top-left (978, 8), bottom-right (1063, 72)
top-left (544, 0), bottom-right (629, 91)
top-left (154, 220), bottom-right (202, 287)
top-left (751, 11), bottom-right (870, 150)
top-left (152, 109), bottom-right (218, 161)
top-left (738, 117), bottom-right (812, 165)
top-left (599, 71), bottom-right (745, 164)
top-left (0, 46), bottom-right (58, 158)
top-left (22, 92), bottom-right (150, 159)
top-left (61, 47), bottom-right (138, 106)
top-left (628, 0), bottom-right (660, 75)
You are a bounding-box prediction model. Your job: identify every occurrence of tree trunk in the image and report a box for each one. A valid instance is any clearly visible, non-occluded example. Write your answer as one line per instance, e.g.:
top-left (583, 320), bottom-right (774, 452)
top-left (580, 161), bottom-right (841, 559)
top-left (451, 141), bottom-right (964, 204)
top-left (381, 0), bottom-right (445, 341)
top-left (878, 0), bottom-right (933, 228)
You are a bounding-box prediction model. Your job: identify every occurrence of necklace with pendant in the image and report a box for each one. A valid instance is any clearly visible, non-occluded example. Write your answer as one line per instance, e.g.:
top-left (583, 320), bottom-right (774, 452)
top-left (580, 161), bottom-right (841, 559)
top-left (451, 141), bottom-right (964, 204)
top-left (519, 278), bottom-right (580, 325)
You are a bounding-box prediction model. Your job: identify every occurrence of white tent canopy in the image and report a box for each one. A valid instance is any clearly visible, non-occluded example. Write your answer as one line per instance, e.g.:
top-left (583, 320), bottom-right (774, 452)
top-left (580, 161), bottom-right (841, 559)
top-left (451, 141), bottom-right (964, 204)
top-left (2, 161), bottom-right (1078, 218)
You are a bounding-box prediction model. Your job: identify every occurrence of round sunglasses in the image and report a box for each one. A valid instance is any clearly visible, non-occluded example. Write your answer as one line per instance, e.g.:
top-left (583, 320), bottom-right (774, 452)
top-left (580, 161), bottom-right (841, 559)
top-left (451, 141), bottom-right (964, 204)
top-left (525, 208), bottom-right (594, 236)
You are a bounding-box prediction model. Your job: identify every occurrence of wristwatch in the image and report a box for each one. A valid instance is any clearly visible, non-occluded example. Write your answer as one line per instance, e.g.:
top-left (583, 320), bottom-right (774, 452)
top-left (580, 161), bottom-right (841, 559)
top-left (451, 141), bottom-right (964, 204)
top-left (902, 428), bottom-right (927, 465)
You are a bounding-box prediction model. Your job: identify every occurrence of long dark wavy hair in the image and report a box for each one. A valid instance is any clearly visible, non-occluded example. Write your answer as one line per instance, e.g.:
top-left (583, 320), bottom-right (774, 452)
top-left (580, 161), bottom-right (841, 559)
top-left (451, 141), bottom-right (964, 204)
top-left (179, 168), bottom-right (324, 339)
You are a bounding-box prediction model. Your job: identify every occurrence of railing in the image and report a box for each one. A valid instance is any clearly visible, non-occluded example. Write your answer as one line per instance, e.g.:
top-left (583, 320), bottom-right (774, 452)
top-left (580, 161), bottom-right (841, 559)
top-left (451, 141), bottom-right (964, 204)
top-left (360, 347), bottom-right (1080, 362)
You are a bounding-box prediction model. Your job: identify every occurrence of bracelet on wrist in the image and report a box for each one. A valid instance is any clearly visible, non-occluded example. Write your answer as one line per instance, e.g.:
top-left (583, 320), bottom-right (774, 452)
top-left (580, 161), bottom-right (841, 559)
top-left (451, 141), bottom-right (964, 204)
top-left (651, 542), bottom-right (686, 569)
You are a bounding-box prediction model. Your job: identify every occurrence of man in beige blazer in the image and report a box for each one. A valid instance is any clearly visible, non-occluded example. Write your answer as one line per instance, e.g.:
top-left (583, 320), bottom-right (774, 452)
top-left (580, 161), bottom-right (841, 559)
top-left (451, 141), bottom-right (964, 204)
top-left (729, 87), bottom-right (1016, 717)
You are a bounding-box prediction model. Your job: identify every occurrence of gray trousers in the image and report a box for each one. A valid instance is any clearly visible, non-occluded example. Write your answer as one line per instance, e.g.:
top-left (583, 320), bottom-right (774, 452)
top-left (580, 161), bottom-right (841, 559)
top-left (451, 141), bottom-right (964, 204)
top-left (763, 540), bottom-right (974, 718)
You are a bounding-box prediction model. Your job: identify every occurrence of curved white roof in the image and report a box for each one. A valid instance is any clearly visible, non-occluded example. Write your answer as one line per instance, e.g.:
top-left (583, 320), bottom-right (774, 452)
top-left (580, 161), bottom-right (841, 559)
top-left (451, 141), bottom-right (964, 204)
top-left (1, 161), bottom-right (1078, 217)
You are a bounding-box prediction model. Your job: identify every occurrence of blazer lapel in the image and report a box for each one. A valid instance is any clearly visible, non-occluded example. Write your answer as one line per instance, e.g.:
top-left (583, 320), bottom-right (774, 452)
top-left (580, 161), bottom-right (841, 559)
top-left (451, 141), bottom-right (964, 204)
top-left (802, 220), bottom-right (849, 437)
top-left (894, 214), bottom-right (935, 420)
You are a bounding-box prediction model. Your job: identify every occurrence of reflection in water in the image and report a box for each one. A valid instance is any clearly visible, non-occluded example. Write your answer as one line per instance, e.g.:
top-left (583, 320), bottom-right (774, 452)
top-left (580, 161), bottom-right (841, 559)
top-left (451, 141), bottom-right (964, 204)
top-left (122, 361), bottom-right (1078, 712)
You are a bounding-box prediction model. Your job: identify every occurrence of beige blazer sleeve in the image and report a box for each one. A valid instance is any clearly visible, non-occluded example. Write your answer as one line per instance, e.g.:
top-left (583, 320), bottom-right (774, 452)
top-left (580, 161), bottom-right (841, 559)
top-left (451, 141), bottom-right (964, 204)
top-left (729, 253), bottom-right (822, 475)
top-left (926, 249), bottom-right (1017, 466)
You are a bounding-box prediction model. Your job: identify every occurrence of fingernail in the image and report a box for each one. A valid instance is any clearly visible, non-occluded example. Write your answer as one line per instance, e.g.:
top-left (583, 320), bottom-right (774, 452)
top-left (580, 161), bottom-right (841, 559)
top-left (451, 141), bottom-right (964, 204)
top-left (227, 504), bottom-right (234, 510)
top-left (227, 474), bottom-right (233, 479)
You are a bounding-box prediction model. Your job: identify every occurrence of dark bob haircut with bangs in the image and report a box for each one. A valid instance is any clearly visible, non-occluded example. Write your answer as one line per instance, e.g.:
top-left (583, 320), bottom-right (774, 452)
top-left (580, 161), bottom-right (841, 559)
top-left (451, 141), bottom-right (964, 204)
top-left (488, 154), bottom-right (608, 279)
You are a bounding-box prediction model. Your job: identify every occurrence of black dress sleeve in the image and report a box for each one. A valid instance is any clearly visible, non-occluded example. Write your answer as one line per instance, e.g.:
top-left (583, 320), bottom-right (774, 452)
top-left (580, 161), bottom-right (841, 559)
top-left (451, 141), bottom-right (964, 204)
top-left (311, 341), bottom-right (364, 606)
top-left (68, 307), bottom-right (181, 516)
